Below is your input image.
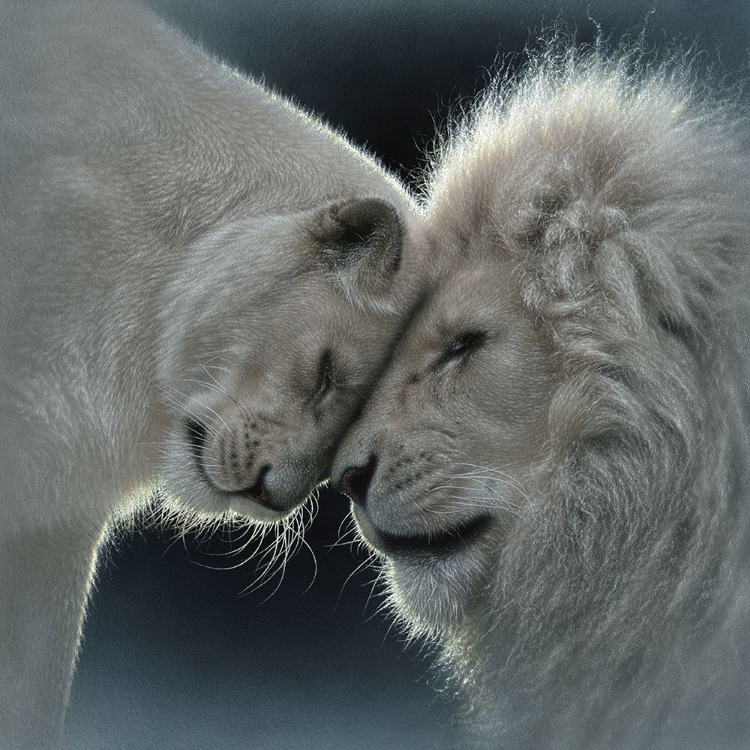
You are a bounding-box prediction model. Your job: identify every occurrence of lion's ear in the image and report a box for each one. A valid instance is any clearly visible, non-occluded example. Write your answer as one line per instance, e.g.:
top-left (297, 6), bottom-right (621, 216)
top-left (309, 198), bottom-right (403, 302)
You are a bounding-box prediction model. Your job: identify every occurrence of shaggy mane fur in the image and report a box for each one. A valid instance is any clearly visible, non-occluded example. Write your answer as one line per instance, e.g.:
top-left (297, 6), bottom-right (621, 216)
top-left (411, 44), bottom-right (750, 748)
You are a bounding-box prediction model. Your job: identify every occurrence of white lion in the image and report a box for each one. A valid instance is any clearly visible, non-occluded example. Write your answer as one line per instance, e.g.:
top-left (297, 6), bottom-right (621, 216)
top-left (333, 46), bottom-right (750, 749)
top-left (0, 1), bottom-right (429, 747)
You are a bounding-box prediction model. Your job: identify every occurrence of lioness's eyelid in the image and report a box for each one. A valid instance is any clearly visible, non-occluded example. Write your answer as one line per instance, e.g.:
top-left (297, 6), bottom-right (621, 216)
top-left (312, 348), bottom-right (337, 403)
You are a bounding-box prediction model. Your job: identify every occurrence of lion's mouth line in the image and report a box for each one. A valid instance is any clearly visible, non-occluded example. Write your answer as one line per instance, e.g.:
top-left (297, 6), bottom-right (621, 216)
top-left (358, 511), bottom-right (491, 558)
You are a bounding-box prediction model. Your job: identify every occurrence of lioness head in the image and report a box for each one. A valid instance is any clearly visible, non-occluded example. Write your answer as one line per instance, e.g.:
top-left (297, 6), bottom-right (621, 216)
top-left (156, 197), bottom-right (428, 524)
top-left (332, 51), bottom-right (750, 745)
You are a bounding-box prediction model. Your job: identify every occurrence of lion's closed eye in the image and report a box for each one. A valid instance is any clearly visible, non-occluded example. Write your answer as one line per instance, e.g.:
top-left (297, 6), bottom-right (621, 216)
top-left (433, 329), bottom-right (488, 372)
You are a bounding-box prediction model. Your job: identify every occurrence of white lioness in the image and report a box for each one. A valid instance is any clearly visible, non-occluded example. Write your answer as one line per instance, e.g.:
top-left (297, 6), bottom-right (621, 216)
top-left (0, 1), bottom-right (429, 747)
top-left (333, 48), bottom-right (750, 749)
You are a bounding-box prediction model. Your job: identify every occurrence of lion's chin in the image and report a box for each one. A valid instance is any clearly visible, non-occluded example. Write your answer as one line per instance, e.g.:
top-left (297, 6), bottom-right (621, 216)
top-left (352, 506), bottom-right (494, 630)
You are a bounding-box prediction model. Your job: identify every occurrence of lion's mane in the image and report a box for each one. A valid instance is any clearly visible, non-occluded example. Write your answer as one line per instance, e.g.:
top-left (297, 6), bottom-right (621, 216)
top-left (415, 44), bottom-right (750, 749)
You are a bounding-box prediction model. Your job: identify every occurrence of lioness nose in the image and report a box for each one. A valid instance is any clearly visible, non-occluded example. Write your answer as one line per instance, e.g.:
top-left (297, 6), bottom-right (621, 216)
top-left (338, 455), bottom-right (377, 505)
top-left (239, 465), bottom-right (276, 508)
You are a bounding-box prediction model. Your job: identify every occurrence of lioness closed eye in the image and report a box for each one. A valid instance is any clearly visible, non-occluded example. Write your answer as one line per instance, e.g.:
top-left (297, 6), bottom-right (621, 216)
top-left (0, 1), bottom-right (428, 748)
top-left (333, 48), bottom-right (750, 749)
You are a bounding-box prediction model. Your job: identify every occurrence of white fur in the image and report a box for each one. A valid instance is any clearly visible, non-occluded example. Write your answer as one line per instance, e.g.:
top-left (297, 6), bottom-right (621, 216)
top-left (333, 45), bottom-right (750, 749)
top-left (0, 1), bottom-right (428, 747)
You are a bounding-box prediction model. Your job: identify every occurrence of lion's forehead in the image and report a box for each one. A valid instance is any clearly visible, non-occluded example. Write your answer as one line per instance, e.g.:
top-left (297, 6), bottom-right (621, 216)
top-left (400, 261), bottom-right (533, 350)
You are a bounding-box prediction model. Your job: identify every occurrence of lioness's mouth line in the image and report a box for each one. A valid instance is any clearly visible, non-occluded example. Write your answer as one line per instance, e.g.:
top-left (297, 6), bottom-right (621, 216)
top-left (361, 513), bottom-right (491, 558)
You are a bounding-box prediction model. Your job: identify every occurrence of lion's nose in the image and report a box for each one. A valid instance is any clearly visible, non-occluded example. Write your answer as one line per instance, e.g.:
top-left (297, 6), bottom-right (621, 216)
top-left (338, 455), bottom-right (378, 506)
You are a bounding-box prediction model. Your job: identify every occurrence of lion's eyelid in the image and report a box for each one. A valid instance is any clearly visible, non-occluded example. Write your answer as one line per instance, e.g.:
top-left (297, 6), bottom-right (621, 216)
top-left (433, 329), bottom-right (488, 371)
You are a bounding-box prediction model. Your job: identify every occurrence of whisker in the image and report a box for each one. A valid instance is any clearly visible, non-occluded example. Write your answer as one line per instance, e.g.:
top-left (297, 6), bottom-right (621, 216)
top-left (336, 557), bottom-right (372, 608)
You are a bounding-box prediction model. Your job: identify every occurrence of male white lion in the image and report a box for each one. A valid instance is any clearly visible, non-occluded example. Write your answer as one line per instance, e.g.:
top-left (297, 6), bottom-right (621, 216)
top-left (333, 47), bottom-right (750, 749)
top-left (0, 1), bottom-right (429, 747)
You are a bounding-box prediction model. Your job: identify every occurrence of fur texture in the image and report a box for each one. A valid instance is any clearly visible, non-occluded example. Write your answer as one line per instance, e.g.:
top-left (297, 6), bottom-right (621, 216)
top-left (0, 1), bottom-right (428, 747)
top-left (333, 45), bottom-right (750, 749)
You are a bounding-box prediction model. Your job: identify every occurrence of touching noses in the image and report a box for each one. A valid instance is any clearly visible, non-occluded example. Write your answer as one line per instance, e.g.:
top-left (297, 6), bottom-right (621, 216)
top-left (337, 454), bottom-right (378, 505)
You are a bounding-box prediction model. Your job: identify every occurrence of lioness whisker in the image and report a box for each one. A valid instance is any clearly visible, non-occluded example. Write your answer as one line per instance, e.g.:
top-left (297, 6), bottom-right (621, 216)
top-left (197, 365), bottom-right (253, 424)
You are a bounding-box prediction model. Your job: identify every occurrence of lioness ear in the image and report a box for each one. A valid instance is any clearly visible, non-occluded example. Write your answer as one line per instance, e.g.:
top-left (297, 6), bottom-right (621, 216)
top-left (310, 198), bottom-right (402, 301)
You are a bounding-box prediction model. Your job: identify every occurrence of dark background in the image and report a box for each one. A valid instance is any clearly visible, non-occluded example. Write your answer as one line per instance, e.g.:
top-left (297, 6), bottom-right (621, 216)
top-left (62, 2), bottom-right (749, 749)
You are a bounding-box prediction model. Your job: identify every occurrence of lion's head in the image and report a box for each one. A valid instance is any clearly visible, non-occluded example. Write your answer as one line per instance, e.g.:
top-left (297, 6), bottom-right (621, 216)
top-left (333, 50), bottom-right (750, 748)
